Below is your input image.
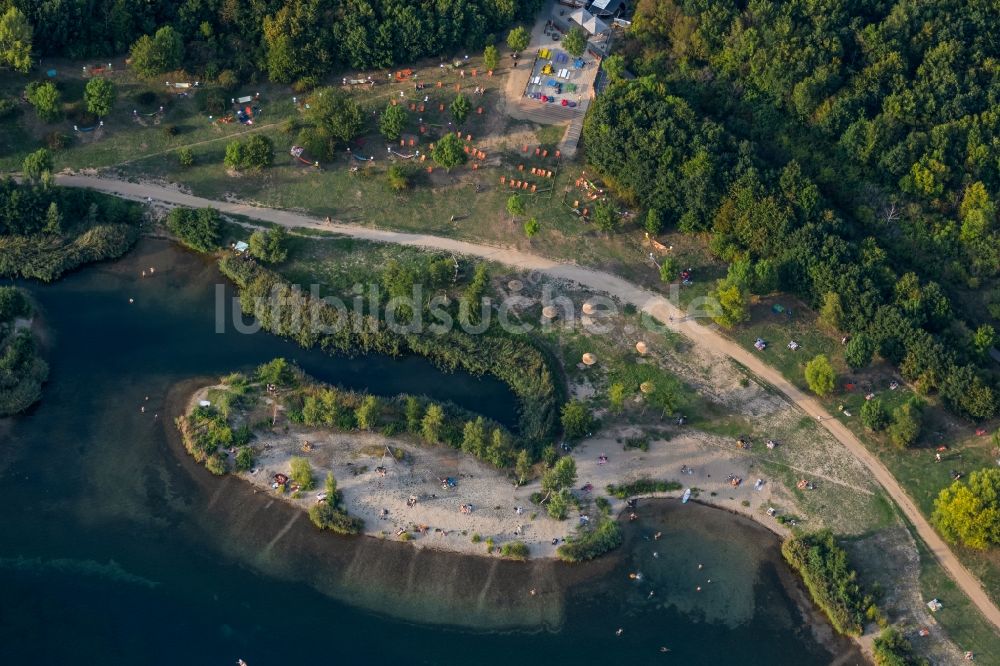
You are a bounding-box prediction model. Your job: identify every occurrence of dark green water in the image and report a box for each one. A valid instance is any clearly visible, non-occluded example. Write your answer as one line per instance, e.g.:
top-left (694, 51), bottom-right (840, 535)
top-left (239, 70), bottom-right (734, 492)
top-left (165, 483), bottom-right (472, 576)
top-left (0, 239), bottom-right (863, 665)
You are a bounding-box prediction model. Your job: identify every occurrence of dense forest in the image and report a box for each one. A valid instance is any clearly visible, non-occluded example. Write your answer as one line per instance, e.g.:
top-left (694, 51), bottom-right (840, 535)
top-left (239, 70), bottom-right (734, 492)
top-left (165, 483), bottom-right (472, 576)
top-left (5, 0), bottom-right (541, 82)
top-left (585, 0), bottom-right (1000, 419)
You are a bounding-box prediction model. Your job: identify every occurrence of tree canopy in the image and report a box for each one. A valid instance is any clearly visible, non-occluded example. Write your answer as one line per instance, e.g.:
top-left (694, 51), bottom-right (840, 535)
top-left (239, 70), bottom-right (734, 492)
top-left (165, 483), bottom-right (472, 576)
top-left (84, 78), bottom-right (116, 117)
top-left (562, 26), bottom-right (586, 58)
top-left (25, 82), bottom-right (60, 123)
top-left (0, 7), bottom-right (32, 73)
top-left (378, 103), bottom-right (407, 141)
top-left (506, 26), bottom-right (530, 53)
top-left (804, 355), bottom-right (835, 397)
top-left (248, 227), bottom-right (288, 264)
top-left (167, 207), bottom-right (221, 253)
top-left (583, 8), bottom-right (1000, 419)
top-left (933, 468), bottom-right (1000, 551)
top-left (129, 26), bottom-right (182, 77)
top-left (10, 0), bottom-right (541, 81)
top-left (432, 133), bottom-right (467, 171)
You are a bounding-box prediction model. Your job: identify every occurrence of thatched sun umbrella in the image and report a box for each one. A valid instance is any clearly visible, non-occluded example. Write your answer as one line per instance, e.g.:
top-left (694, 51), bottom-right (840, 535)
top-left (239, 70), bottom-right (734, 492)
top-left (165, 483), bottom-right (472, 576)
top-left (635, 341), bottom-right (648, 355)
top-left (639, 381), bottom-right (655, 394)
top-left (542, 305), bottom-right (558, 319)
top-left (508, 279), bottom-right (523, 292)
top-left (582, 302), bottom-right (596, 315)
top-left (582, 353), bottom-right (597, 366)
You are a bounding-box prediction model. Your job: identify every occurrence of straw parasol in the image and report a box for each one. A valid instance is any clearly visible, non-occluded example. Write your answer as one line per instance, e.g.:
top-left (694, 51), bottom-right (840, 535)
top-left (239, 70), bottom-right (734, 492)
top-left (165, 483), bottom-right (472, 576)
top-left (582, 302), bottom-right (595, 315)
top-left (542, 305), bottom-right (558, 319)
top-left (639, 381), bottom-right (655, 394)
top-left (508, 279), bottom-right (523, 291)
top-left (582, 353), bottom-right (597, 366)
top-left (635, 341), bottom-right (648, 355)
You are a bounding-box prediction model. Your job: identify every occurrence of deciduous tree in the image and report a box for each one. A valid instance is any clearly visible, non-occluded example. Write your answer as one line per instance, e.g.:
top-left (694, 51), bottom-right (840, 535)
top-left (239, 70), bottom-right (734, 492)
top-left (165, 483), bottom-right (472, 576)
top-left (129, 26), bottom-right (183, 77)
top-left (84, 78), bottom-right (115, 117)
top-left (432, 132), bottom-right (467, 171)
top-left (0, 7), bottom-right (32, 73)
top-left (563, 26), bottom-right (587, 57)
top-left (560, 400), bottom-right (592, 439)
top-left (378, 102), bottom-right (407, 140)
top-left (804, 354), bottom-right (835, 397)
top-left (933, 468), bottom-right (1000, 550)
top-left (506, 26), bottom-right (530, 54)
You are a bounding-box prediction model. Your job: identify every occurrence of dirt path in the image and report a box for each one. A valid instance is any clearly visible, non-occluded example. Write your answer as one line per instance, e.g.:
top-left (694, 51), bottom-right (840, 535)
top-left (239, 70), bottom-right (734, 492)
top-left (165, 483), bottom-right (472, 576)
top-left (53, 172), bottom-right (1000, 632)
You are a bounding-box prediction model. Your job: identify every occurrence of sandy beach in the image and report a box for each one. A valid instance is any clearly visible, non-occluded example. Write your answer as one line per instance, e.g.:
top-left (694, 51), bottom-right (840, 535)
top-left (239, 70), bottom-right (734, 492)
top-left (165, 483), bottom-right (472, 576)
top-left (187, 386), bottom-right (805, 560)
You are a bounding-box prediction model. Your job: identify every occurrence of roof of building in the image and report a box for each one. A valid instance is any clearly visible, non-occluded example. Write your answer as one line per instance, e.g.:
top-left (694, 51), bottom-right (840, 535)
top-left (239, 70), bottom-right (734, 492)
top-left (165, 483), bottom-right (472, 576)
top-left (569, 8), bottom-right (610, 35)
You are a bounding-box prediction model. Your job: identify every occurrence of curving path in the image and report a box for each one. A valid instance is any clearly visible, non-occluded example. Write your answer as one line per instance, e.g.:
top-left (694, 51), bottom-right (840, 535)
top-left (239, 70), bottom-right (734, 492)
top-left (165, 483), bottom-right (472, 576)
top-left (56, 173), bottom-right (1000, 632)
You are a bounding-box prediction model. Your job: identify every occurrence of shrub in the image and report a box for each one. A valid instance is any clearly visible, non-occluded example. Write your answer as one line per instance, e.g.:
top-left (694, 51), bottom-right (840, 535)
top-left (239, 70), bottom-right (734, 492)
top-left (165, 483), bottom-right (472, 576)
top-left (256, 358), bottom-right (295, 387)
top-left (450, 93), bottom-right (471, 124)
top-left (234, 446), bottom-right (254, 471)
top-left (560, 400), bottom-right (592, 439)
top-left (606, 479), bottom-right (681, 498)
top-left (25, 82), bottom-right (61, 123)
top-left (0, 312), bottom-right (48, 416)
top-left (844, 333), bottom-right (875, 370)
top-left (860, 397), bottom-right (889, 431)
top-left (873, 628), bottom-right (927, 666)
top-left (166, 207), bottom-right (221, 253)
top-left (216, 69), bottom-right (238, 91)
top-left (557, 517), bottom-right (623, 562)
top-left (22, 148), bottom-right (53, 183)
top-left (225, 134), bottom-right (274, 172)
top-left (887, 399), bottom-right (922, 448)
top-left (44, 131), bottom-right (68, 151)
top-left (248, 227), bottom-right (288, 263)
top-left (0, 98), bottom-right (19, 120)
top-left (592, 199), bottom-right (620, 234)
top-left (196, 87), bottom-right (227, 115)
top-left (781, 531), bottom-right (869, 635)
top-left (0, 286), bottom-right (30, 322)
top-left (500, 540), bottom-right (529, 560)
top-left (309, 502), bottom-right (364, 534)
top-left (205, 454), bottom-right (227, 475)
top-left (178, 147), bottom-right (194, 168)
top-left (289, 456), bottom-right (314, 489)
top-left (386, 164), bottom-right (410, 191)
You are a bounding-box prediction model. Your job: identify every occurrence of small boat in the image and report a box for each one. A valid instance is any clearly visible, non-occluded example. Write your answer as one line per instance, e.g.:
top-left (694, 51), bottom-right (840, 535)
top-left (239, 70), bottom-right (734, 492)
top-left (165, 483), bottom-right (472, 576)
top-left (681, 488), bottom-right (691, 504)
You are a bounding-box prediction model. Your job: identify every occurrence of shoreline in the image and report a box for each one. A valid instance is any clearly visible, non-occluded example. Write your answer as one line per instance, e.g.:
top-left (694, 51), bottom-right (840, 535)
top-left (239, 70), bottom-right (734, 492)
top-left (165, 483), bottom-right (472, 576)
top-left (170, 379), bottom-right (869, 659)
top-left (178, 382), bottom-right (798, 561)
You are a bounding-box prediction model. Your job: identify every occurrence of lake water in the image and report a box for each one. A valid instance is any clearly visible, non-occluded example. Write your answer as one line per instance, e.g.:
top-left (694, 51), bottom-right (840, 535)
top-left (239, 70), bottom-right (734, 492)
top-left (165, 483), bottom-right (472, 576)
top-left (0, 239), bottom-right (863, 665)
